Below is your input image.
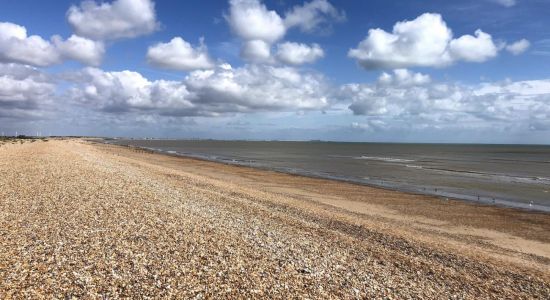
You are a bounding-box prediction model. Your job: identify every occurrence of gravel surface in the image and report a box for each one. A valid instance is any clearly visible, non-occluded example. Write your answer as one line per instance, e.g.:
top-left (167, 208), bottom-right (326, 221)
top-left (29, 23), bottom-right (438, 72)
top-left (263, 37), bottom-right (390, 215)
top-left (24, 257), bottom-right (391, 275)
top-left (0, 139), bottom-right (548, 298)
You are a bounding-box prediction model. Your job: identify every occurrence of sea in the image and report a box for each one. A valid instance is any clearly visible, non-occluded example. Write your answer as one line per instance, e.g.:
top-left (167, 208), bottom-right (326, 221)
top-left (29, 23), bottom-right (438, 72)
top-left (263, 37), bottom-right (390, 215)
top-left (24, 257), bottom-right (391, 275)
top-left (107, 139), bottom-right (550, 212)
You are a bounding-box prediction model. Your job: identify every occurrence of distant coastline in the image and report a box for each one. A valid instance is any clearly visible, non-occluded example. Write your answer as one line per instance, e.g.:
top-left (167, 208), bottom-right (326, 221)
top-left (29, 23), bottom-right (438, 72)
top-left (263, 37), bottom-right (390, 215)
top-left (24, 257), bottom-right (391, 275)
top-left (103, 136), bottom-right (550, 146)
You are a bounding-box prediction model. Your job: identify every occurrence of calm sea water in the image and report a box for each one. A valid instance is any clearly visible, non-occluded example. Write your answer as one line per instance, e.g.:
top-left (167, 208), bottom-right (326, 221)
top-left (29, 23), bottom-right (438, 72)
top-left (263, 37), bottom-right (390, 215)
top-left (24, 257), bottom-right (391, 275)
top-left (109, 139), bottom-right (550, 212)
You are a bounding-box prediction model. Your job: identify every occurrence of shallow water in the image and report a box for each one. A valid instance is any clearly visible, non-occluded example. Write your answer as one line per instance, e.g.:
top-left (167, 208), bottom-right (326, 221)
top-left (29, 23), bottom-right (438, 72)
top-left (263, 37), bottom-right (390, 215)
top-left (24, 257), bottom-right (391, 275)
top-left (109, 139), bottom-right (550, 212)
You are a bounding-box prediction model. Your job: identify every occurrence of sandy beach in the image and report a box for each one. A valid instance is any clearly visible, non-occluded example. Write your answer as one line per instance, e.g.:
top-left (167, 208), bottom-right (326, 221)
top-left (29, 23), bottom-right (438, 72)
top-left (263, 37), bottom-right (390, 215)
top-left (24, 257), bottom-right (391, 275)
top-left (0, 138), bottom-right (549, 298)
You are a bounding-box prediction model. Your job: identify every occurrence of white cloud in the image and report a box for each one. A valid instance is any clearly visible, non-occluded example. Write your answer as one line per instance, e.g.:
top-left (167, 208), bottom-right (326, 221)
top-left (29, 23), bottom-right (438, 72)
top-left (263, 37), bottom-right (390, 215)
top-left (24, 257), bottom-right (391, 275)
top-left (67, 0), bottom-right (159, 40)
top-left (226, 0), bottom-right (342, 63)
top-left (351, 120), bottom-right (387, 132)
top-left (185, 64), bottom-right (330, 112)
top-left (147, 37), bottom-right (215, 71)
top-left (378, 69), bottom-right (431, 86)
top-left (240, 40), bottom-right (272, 62)
top-left (506, 39), bottom-right (530, 55)
top-left (227, 0), bottom-right (344, 41)
top-left (342, 71), bottom-right (550, 132)
top-left (0, 63), bottom-right (55, 119)
top-left (0, 22), bottom-right (60, 67)
top-left (67, 67), bottom-right (194, 113)
top-left (449, 30), bottom-right (498, 62)
top-left (351, 121), bottom-right (371, 131)
top-left (67, 63), bottom-right (331, 116)
top-left (53, 35), bottom-right (105, 66)
top-left (276, 42), bottom-right (324, 65)
top-left (489, 0), bottom-right (516, 7)
top-left (0, 22), bottom-right (26, 40)
top-left (226, 0), bottom-right (286, 43)
top-left (0, 22), bottom-right (104, 67)
top-left (348, 13), bottom-right (500, 69)
top-left (284, 0), bottom-right (345, 33)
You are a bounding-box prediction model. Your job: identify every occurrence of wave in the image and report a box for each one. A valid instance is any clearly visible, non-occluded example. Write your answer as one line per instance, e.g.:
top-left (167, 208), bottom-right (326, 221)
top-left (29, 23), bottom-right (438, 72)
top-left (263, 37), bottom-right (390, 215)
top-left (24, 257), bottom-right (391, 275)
top-left (422, 167), bottom-right (550, 185)
top-left (355, 156), bottom-right (415, 163)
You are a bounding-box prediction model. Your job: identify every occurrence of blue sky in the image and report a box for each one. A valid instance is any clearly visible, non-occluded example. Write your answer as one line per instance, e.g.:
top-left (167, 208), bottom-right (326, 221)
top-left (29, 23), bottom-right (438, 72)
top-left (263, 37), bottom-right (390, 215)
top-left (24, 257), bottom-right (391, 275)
top-left (1, 0), bottom-right (550, 143)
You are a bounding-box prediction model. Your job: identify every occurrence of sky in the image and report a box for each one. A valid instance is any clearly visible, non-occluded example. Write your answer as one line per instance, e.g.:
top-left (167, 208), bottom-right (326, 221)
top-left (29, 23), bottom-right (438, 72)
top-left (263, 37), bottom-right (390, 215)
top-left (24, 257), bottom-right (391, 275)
top-left (1, 0), bottom-right (550, 143)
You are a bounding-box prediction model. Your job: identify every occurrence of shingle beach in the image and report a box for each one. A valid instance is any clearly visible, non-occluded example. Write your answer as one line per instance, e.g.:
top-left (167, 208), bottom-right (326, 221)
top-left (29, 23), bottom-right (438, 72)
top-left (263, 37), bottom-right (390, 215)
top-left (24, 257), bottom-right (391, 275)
top-left (0, 139), bottom-right (548, 298)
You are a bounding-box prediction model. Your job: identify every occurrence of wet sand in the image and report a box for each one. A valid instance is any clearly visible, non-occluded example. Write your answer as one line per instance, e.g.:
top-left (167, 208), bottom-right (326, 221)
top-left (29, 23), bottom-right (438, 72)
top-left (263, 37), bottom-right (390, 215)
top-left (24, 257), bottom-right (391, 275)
top-left (0, 139), bottom-right (549, 298)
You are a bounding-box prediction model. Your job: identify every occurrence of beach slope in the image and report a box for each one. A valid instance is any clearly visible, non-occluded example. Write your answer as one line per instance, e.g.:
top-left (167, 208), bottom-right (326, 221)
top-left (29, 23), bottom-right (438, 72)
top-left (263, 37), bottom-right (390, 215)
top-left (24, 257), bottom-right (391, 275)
top-left (0, 139), bottom-right (548, 298)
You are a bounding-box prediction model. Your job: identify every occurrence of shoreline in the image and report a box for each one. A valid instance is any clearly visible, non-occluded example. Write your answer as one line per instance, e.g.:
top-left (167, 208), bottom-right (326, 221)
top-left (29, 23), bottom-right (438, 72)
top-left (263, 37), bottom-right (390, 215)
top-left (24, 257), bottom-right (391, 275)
top-left (1, 139), bottom-right (549, 297)
top-left (93, 140), bottom-right (550, 267)
top-left (101, 139), bottom-right (550, 214)
top-left (94, 140), bottom-right (550, 250)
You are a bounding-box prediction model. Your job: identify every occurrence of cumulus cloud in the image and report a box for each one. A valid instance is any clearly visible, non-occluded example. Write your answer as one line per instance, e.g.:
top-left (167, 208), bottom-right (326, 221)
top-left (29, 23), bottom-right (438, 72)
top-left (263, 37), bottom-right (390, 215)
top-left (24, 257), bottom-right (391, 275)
top-left (276, 42), bottom-right (324, 65)
top-left (377, 69), bottom-right (431, 86)
top-left (226, 0), bottom-right (286, 61)
top-left (147, 37), bottom-right (215, 71)
top-left (240, 40), bottom-right (272, 62)
top-left (284, 0), bottom-right (345, 33)
top-left (448, 30), bottom-right (498, 62)
top-left (186, 64), bottom-right (330, 112)
top-left (67, 63), bottom-right (330, 116)
top-left (67, 0), bottom-right (159, 40)
top-left (53, 35), bottom-right (105, 66)
top-left (341, 70), bottom-right (550, 132)
top-left (348, 13), bottom-right (501, 69)
top-left (0, 63), bottom-right (55, 119)
top-left (67, 67), bottom-right (194, 113)
top-left (226, 0), bottom-right (286, 43)
top-left (506, 39), bottom-right (530, 55)
top-left (0, 22), bottom-right (59, 67)
top-left (226, 0), bottom-right (342, 63)
top-left (0, 22), bottom-right (104, 67)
